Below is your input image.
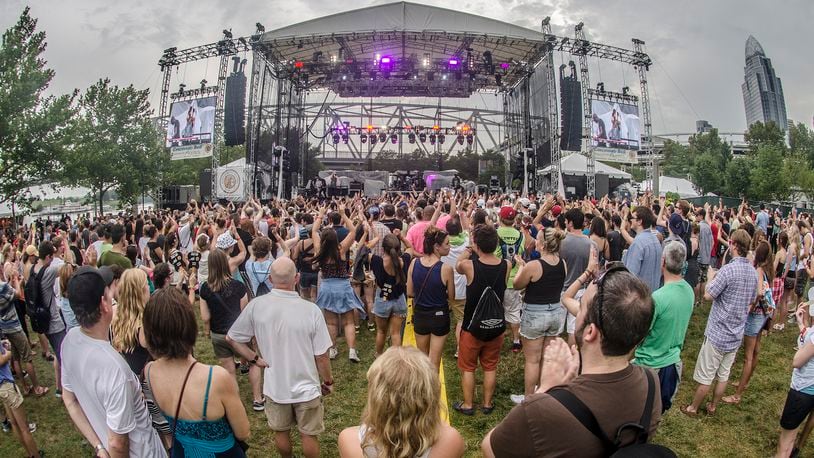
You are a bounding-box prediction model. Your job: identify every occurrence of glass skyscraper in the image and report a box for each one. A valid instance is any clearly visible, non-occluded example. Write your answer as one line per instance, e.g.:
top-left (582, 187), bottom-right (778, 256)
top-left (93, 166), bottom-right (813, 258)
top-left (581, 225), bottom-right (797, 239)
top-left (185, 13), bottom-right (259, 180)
top-left (742, 35), bottom-right (788, 131)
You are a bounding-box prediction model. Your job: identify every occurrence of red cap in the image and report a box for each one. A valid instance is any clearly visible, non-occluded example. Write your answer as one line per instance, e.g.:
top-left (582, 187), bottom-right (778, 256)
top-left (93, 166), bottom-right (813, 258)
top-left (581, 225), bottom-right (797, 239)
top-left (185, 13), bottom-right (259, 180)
top-left (551, 205), bottom-right (562, 217)
top-left (499, 206), bottom-right (517, 220)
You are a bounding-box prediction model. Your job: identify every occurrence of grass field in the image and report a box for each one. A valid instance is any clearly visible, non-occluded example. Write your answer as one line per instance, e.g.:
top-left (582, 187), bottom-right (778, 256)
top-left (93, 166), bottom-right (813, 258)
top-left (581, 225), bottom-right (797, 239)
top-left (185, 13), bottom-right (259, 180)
top-left (0, 301), bottom-right (806, 457)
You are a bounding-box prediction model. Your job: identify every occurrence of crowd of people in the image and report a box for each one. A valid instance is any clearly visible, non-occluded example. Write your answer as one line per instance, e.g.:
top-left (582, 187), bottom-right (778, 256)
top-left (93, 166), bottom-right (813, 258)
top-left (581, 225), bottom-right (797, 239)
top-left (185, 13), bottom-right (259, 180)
top-left (0, 190), bottom-right (812, 457)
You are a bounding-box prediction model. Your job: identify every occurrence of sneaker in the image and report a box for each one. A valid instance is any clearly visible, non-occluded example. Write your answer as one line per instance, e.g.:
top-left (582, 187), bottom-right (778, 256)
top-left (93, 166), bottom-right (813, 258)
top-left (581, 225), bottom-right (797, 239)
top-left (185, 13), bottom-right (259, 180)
top-left (349, 348), bottom-right (360, 363)
top-left (54, 389), bottom-right (62, 399)
top-left (355, 325), bottom-right (361, 334)
top-left (28, 422), bottom-right (36, 433)
top-left (252, 399), bottom-right (265, 412)
top-left (510, 394), bottom-right (525, 405)
top-left (328, 347), bottom-right (338, 360)
top-left (511, 341), bottom-right (522, 353)
top-left (367, 321), bottom-right (376, 332)
top-left (2, 419), bottom-right (10, 433)
top-left (454, 350), bottom-right (459, 359)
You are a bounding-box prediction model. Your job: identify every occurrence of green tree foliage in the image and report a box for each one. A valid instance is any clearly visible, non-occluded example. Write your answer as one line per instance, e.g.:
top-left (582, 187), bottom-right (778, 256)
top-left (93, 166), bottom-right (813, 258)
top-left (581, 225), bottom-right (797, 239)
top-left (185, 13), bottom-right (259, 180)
top-left (62, 78), bottom-right (167, 214)
top-left (749, 144), bottom-right (788, 201)
top-left (0, 7), bottom-right (76, 211)
top-left (660, 140), bottom-right (692, 177)
top-left (690, 154), bottom-right (723, 196)
top-left (724, 158), bottom-right (752, 198)
top-left (687, 129), bottom-right (732, 195)
top-left (745, 121), bottom-right (786, 153)
top-left (789, 122), bottom-right (814, 169)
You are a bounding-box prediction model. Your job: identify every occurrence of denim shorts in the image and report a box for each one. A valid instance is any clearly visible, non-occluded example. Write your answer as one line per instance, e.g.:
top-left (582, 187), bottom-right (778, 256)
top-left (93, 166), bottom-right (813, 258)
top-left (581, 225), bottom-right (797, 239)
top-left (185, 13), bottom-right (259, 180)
top-left (520, 302), bottom-right (566, 339)
top-left (372, 291), bottom-right (407, 319)
top-left (744, 311), bottom-right (768, 337)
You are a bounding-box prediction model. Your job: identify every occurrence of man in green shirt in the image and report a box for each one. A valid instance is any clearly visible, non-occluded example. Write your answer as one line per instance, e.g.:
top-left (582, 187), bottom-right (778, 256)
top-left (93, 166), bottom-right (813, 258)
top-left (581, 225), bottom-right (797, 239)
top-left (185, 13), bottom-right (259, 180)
top-left (98, 224), bottom-right (133, 270)
top-left (634, 240), bottom-right (694, 412)
top-left (496, 206), bottom-right (524, 352)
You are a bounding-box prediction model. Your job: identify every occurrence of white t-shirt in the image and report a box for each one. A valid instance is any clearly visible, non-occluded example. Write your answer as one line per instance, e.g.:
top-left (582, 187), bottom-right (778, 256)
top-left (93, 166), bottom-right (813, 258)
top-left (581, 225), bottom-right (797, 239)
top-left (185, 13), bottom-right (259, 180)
top-left (178, 223), bottom-right (193, 254)
top-left (61, 327), bottom-right (166, 458)
top-left (441, 236), bottom-right (470, 300)
top-left (228, 289), bottom-right (332, 403)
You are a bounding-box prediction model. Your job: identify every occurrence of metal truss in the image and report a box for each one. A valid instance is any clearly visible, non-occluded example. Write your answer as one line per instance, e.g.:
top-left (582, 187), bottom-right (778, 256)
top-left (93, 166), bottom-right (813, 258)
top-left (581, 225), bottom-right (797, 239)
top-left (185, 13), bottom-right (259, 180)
top-left (633, 39), bottom-right (656, 194)
top-left (574, 23), bottom-right (595, 198)
top-left (542, 17), bottom-right (560, 193)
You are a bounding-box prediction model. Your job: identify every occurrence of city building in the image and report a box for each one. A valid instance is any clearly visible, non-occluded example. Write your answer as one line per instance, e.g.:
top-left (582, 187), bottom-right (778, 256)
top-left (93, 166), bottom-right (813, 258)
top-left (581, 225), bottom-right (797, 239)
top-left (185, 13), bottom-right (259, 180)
top-left (742, 35), bottom-right (788, 131)
top-left (696, 120), bottom-right (714, 133)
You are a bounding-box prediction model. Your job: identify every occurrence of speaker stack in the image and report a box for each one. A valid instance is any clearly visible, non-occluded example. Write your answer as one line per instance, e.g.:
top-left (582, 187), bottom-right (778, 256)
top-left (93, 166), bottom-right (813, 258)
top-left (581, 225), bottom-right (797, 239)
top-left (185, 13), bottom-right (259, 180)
top-left (559, 62), bottom-right (583, 152)
top-left (224, 58), bottom-right (247, 147)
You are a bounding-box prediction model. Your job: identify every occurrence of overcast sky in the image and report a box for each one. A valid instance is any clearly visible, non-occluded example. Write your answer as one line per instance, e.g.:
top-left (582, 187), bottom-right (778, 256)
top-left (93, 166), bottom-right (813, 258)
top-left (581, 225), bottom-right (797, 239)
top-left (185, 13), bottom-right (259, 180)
top-left (1, 0), bottom-right (811, 134)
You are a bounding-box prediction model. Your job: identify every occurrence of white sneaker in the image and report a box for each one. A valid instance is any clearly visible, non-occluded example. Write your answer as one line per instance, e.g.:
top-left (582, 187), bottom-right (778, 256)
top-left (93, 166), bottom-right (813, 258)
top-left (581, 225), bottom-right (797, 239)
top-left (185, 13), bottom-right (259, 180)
top-left (349, 348), bottom-right (360, 363)
top-left (510, 394), bottom-right (525, 405)
top-left (329, 347), bottom-right (338, 360)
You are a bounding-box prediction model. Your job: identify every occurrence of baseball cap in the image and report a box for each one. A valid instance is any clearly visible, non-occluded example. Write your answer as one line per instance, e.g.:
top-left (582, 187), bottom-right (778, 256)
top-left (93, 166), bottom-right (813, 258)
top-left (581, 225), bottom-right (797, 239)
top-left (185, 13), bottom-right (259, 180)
top-left (519, 197), bottom-right (530, 208)
top-left (367, 206), bottom-right (381, 216)
top-left (551, 205), bottom-right (562, 217)
top-left (67, 265), bottom-right (114, 317)
top-left (669, 213), bottom-right (686, 236)
top-left (216, 232), bottom-right (238, 250)
top-left (499, 206), bottom-right (517, 221)
top-left (529, 203), bottom-right (538, 212)
top-left (25, 245), bottom-right (38, 257)
top-left (477, 198), bottom-right (485, 208)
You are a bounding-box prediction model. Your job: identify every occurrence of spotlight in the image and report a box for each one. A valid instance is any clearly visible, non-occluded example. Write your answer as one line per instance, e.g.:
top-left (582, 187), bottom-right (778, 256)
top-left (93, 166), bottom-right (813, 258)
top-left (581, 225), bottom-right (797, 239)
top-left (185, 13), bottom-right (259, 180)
top-left (390, 133), bottom-right (398, 144)
top-left (408, 133), bottom-right (416, 143)
top-left (466, 134), bottom-right (474, 145)
top-left (500, 62), bottom-right (510, 70)
top-left (380, 56), bottom-right (392, 64)
top-left (378, 132), bottom-right (387, 143)
top-left (622, 86), bottom-right (630, 95)
top-left (360, 134), bottom-right (368, 144)
top-left (294, 61), bottom-right (304, 69)
top-left (423, 53), bottom-right (430, 68)
top-left (419, 132), bottom-right (427, 143)
top-left (482, 50), bottom-right (494, 73)
top-left (442, 74), bottom-right (447, 80)
top-left (342, 133), bottom-right (349, 144)
top-left (596, 82), bottom-right (605, 92)
top-left (438, 133), bottom-right (445, 144)
top-left (200, 79), bottom-right (207, 91)
top-left (449, 58), bottom-right (459, 66)
top-left (457, 135), bottom-right (464, 145)
top-left (255, 22), bottom-right (265, 33)
top-left (223, 29), bottom-right (233, 39)
top-left (370, 134), bottom-right (378, 145)
top-left (429, 133), bottom-right (436, 145)
top-left (332, 134), bottom-right (340, 144)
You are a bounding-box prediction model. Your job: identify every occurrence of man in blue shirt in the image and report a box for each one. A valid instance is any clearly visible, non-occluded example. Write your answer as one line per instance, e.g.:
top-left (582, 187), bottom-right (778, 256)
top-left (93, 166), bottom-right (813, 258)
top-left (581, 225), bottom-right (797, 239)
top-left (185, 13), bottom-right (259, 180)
top-left (623, 206), bottom-right (663, 293)
top-left (755, 203), bottom-right (769, 235)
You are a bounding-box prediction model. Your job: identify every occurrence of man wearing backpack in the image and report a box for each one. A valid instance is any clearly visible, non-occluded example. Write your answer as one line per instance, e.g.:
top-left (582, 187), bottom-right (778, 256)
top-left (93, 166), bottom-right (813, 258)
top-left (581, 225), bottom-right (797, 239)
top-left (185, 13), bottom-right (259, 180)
top-left (31, 241), bottom-right (66, 396)
top-left (483, 251), bottom-right (663, 457)
top-left (455, 224), bottom-right (510, 416)
top-left (496, 206), bottom-right (524, 352)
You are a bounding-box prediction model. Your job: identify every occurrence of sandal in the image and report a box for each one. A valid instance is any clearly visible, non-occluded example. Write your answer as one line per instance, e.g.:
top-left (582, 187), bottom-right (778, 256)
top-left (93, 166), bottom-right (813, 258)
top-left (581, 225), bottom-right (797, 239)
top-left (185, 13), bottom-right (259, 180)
top-left (705, 402), bottom-right (717, 416)
top-left (31, 386), bottom-right (49, 397)
top-left (481, 405), bottom-right (495, 415)
top-left (721, 395), bottom-right (741, 405)
top-left (680, 405), bottom-right (698, 417)
top-left (452, 401), bottom-right (475, 416)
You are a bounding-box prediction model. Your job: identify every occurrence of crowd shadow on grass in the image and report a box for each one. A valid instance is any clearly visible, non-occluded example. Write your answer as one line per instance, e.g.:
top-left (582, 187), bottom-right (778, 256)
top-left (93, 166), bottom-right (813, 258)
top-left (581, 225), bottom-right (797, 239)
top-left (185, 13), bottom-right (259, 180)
top-left (0, 301), bottom-right (807, 457)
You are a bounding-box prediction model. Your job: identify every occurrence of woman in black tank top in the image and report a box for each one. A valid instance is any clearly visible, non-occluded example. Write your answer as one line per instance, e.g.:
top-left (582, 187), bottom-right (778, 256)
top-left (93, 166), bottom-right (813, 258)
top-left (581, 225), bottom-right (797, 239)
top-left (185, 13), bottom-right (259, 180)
top-left (512, 227), bottom-right (568, 400)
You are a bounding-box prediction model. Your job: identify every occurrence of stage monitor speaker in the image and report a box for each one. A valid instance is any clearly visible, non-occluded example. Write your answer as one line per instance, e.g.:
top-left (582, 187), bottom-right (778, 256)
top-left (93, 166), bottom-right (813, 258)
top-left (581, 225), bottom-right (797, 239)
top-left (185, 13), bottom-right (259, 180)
top-left (200, 169), bottom-right (212, 201)
top-left (224, 72), bottom-right (247, 147)
top-left (559, 76), bottom-right (582, 152)
top-left (595, 173), bottom-right (609, 198)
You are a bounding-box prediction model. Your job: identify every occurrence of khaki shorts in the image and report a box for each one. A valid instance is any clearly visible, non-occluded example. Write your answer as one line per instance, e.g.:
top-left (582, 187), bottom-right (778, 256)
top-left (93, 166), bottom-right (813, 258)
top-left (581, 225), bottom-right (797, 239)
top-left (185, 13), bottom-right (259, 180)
top-left (693, 337), bottom-right (738, 385)
top-left (449, 298), bottom-right (465, 322)
top-left (0, 381), bottom-right (23, 409)
top-left (6, 330), bottom-right (32, 363)
top-left (265, 396), bottom-right (324, 436)
top-left (503, 289), bottom-right (522, 324)
top-left (210, 333), bottom-right (236, 359)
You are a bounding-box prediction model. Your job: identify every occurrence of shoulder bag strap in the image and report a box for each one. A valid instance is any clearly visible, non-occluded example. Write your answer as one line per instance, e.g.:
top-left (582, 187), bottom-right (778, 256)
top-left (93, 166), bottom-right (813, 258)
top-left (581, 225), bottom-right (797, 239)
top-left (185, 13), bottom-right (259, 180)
top-left (548, 388), bottom-right (615, 452)
top-left (170, 362), bottom-right (198, 440)
top-left (635, 368), bottom-right (656, 443)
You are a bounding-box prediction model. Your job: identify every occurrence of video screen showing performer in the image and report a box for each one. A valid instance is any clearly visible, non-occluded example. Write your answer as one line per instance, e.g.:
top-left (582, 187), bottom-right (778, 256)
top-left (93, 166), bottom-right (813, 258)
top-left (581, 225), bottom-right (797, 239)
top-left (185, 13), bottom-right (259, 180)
top-left (590, 100), bottom-right (641, 150)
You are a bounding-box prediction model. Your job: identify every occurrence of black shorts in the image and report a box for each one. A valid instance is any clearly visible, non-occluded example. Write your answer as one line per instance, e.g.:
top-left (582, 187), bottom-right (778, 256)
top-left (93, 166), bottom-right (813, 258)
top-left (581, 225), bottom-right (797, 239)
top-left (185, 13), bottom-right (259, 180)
top-left (412, 305), bottom-right (450, 337)
top-left (299, 271), bottom-right (318, 289)
top-left (780, 388), bottom-right (814, 430)
top-left (796, 270), bottom-right (809, 296)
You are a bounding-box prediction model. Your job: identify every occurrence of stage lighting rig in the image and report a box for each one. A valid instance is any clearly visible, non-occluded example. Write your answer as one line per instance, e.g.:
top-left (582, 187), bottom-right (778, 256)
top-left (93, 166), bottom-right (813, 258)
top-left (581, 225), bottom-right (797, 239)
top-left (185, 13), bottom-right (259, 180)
top-left (408, 133), bottom-right (416, 143)
top-left (378, 132), bottom-right (387, 143)
top-left (360, 134), bottom-right (368, 144)
top-left (419, 132), bottom-right (427, 143)
top-left (438, 133), bottom-right (445, 144)
top-left (332, 133), bottom-right (340, 144)
top-left (178, 83), bottom-right (186, 96)
top-left (466, 134), bottom-right (474, 145)
top-left (622, 86), bottom-right (630, 95)
top-left (370, 134), bottom-right (378, 145)
top-left (429, 133), bottom-right (436, 145)
top-left (596, 82), bottom-right (605, 93)
top-left (456, 134), bottom-right (464, 145)
top-left (200, 79), bottom-right (207, 90)
top-left (222, 29), bottom-right (233, 39)
top-left (390, 133), bottom-right (398, 144)
top-left (255, 23), bottom-right (265, 33)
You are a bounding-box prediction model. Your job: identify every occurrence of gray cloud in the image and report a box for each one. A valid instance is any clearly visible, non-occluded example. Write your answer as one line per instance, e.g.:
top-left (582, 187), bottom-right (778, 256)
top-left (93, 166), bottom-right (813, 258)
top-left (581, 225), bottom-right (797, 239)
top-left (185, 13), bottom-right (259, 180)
top-left (0, 0), bottom-right (810, 134)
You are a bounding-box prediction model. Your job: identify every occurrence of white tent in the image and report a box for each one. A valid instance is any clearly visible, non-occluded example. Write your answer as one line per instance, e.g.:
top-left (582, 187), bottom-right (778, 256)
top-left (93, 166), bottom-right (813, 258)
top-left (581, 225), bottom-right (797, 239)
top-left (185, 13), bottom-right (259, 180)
top-left (539, 153), bottom-right (632, 179)
top-left (643, 176), bottom-right (699, 198)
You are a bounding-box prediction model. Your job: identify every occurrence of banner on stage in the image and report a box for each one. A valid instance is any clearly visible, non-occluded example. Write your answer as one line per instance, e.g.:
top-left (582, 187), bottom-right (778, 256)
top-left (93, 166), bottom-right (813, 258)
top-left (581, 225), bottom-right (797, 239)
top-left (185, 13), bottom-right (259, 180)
top-left (166, 96), bottom-right (217, 159)
top-left (593, 148), bottom-right (638, 164)
top-left (216, 166), bottom-right (246, 200)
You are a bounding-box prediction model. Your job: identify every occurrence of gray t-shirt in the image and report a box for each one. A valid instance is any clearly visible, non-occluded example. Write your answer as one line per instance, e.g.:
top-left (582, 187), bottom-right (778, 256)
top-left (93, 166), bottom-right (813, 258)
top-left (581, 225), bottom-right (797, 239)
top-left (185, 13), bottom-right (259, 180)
top-left (560, 233), bottom-right (596, 290)
top-left (698, 221), bottom-right (713, 265)
top-left (33, 262), bottom-right (65, 335)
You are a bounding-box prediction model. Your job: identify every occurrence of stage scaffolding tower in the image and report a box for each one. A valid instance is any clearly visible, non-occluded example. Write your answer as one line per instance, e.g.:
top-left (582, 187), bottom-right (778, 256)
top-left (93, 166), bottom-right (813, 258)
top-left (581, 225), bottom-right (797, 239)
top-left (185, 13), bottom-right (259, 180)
top-left (574, 23), bottom-right (595, 198)
top-left (633, 38), bottom-right (656, 195)
top-left (542, 17), bottom-right (560, 194)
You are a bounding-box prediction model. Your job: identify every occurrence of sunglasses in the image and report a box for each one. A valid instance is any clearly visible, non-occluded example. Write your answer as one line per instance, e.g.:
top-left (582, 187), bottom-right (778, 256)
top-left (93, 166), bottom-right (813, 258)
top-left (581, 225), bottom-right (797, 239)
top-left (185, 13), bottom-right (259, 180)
top-left (592, 262), bottom-right (628, 333)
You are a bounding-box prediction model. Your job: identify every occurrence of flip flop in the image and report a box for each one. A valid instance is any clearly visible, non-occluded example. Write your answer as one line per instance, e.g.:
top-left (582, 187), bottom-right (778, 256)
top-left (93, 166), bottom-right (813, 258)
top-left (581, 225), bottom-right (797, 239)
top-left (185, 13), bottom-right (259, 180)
top-left (680, 405), bottom-right (698, 418)
top-left (481, 405), bottom-right (495, 415)
top-left (32, 386), bottom-right (49, 397)
top-left (705, 402), bottom-right (717, 416)
top-left (452, 401), bottom-right (475, 416)
top-left (721, 395), bottom-right (741, 405)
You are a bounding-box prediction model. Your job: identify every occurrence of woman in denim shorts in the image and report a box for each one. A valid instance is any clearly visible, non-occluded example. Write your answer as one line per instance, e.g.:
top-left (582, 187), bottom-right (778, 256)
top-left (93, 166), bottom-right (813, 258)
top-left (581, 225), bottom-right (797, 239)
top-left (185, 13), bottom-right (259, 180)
top-left (368, 234), bottom-right (412, 356)
top-left (511, 227), bottom-right (568, 403)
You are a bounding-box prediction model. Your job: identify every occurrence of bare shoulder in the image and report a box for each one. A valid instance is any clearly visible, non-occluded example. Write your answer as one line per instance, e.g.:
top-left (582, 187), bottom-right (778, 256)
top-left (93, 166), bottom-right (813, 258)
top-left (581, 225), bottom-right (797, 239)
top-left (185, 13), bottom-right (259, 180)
top-left (337, 426), bottom-right (363, 458)
top-left (430, 424), bottom-right (466, 457)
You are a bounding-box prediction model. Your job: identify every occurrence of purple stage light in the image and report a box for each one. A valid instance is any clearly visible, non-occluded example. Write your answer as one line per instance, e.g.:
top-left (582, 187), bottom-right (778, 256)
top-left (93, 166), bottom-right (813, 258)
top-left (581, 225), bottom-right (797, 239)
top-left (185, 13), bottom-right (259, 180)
top-left (380, 56), bottom-right (392, 64)
top-left (500, 62), bottom-right (510, 70)
top-left (449, 58), bottom-right (459, 66)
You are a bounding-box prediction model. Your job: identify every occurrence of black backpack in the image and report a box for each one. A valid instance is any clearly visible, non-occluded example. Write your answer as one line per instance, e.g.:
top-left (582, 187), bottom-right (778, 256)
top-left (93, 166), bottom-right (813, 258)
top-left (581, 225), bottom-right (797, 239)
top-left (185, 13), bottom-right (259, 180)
top-left (464, 262), bottom-right (506, 341)
top-left (548, 368), bottom-right (676, 457)
top-left (24, 265), bottom-right (52, 334)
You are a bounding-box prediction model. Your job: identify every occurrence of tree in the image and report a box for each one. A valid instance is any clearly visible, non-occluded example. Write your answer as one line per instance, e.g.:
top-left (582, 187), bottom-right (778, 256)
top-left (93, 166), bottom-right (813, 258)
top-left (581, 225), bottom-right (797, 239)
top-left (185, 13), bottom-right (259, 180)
top-left (690, 154), bottom-right (722, 196)
top-left (687, 129), bottom-right (732, 195)
top-left (724, 158), bottom-right (752, 198)
top-left (745, 121), bottom-right (786, 153)
top-left (660, 140), bottom-right (692, 177)
top-left (0, 7), bottom-right (76, 214)
top-left (62, 78), bottom-right (167, 215)
top-left (789, 122), bottom-right (814, 168)
top-left (749, 144), bottom-right (788, 201)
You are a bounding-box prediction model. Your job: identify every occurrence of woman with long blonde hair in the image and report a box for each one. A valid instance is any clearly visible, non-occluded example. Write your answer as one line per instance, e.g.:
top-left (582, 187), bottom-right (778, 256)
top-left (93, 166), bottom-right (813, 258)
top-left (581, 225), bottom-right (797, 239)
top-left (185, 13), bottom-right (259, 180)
top-left (338, 346), bottom-right (465, 458)
top-left (110, 268), bottom-right (152, 376)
